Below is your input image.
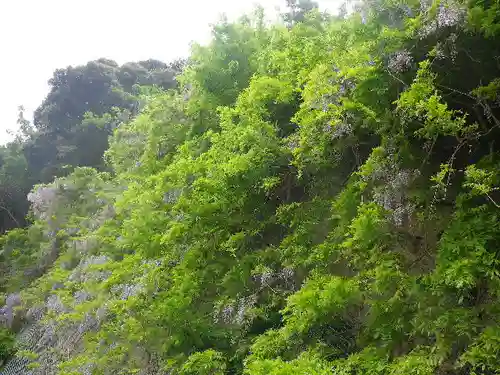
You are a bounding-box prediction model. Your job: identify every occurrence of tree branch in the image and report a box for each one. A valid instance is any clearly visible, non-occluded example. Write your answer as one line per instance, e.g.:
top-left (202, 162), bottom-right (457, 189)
top-left (0, 203), bottom-right (20, 228)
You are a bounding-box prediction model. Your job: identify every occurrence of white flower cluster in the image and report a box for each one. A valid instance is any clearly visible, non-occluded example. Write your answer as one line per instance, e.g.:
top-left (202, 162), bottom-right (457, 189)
top-left (27, 186), bottom-right (58, 220)
top-left (368, 159), bottom-right (420, 227)
top-left (163, 188), bottom-right (182, 204)
top-left (46, 294), bottom-right (66, 314)
top-left (235, 295), bottom-right (257, 325)
top-left (258, 270), bottom-right (274, 285)
top-left (281, 268), bottom-right (294, 280)
top-left (213, 295), bottom-right (257, 325)
top-left (111, 283), bottom-right (144, 300)
top-left (69, 255), bottom-right (111, 283)
top-left (252, 267), bottom-right (296, 291)
top-left (279, 267), bottom-right (296, 290)
top-left (288, 139), bottom-right (299, 151)
top-left (74, 290), bottom-right (92, 305)
top-left (0, 293), bottom-right (21, 328)
top-left (435, 33), bottom-right (459, 62)
top-left (420, 0), bottom-right (432, 12)
top-left (217, 304), bottom-right (234, 324)
top-left (324, 122), bottom-right (353, 139)
top-left (80, 363), bottom-right (96, 375)
top-left (419, 0), bottom-right (466, 38)
top-left (388, 50), bottom-right (413, 73)
top-left (26, 305), bottom-right (45, 322)
top-left (437, 3), bottom-right (465, 28)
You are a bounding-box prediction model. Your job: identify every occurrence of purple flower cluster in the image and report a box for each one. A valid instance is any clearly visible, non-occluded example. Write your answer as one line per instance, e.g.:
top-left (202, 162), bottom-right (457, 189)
top-left (419, 0), bottom-right (466, 39)
top-left (325, 121), bottom-right (354, 139)
top-left (367, 156), bottom-right (420, 227)
top-left (388, 51), bottom-right (413, 74)
top-left (27, 186), bottom-right (58, 219)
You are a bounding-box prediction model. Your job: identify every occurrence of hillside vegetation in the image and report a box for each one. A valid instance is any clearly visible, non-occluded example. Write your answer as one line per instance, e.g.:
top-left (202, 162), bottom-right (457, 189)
top-left (1, 0), bottom-right (500, 374)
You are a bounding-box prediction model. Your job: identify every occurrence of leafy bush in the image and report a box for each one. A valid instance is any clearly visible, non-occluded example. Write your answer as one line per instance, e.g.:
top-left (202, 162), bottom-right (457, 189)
top-left (0, 328), bottom-right (15, 362)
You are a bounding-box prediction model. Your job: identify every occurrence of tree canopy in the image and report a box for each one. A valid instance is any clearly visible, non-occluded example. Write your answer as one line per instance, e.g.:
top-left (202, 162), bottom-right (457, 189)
top-left (0, 58), bottom-right (182, 234)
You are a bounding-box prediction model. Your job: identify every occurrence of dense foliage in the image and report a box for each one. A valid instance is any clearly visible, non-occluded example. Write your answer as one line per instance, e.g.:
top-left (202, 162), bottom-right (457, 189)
top-left (0, 327), bottom-right (15, 363)
top-left (1, 0), bottom-right (500, 374)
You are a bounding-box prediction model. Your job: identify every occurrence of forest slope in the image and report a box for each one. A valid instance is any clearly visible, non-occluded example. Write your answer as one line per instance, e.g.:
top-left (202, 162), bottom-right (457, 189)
top-left (1, 0), bottom-right (500, 374)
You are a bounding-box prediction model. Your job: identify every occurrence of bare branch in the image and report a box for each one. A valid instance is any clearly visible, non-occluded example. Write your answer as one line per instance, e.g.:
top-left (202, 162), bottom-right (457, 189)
top-left (486, 193), bottom-right (500, 208)
top-left (0, 203), bottom-right (20, 227)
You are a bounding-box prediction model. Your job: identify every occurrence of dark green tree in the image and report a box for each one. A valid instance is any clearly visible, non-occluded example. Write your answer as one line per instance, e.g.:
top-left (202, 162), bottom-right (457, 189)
top-left (282, 0), bottom-right (319, 26)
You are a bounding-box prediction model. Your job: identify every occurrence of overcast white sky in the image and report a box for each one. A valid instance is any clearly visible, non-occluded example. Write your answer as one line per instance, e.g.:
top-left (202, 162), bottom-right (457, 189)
top-left (0, 0), bottom-right (340, 144)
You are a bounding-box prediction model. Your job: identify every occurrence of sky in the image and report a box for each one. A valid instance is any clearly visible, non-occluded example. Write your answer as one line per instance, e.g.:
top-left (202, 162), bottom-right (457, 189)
top-left (0, 0), bottom-right (340, 144)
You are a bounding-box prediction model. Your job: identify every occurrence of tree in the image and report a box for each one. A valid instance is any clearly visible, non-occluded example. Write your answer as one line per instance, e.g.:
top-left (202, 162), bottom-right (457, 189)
top-left (30, 58), bottom-right (181, 178)
top-left (282, 0), bottom-right (319, 26)
top-left (0, 141), bottom-right (30, 232)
